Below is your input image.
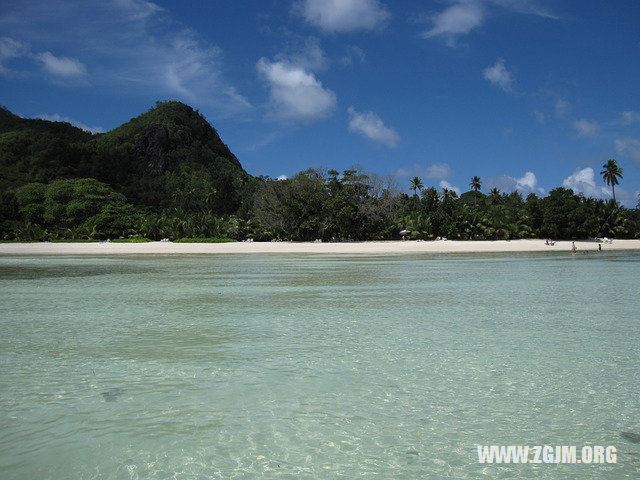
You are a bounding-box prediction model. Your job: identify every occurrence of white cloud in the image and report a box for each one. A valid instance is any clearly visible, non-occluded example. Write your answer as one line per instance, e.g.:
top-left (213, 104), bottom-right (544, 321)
top-left (533, 110), bottom-right (545, 124)
top-left (555, 98), bottom-right (569, 117)
top-left (621, 111), bottom-right (640, 125)
top-left (0, 38), bottom-right (87, 81)
top-left (36, 113), bottom-right (103, 133)
top-left (421, 0), bottom-right (556, 46)
top-left (486, 171), bottom-right (543, 195)
top-left (0, 1), bottom-right (251, 116)
top-left (425, 163), bottom-right (453, 179)
top-left (614, 137), bottom-right (640, 163)
top-left (483, 59), bottom-right (513, 91)
top-left (277, 36), bottom-right (328, 72)
top-left (276, 174), bottom-right (288, 181)
top-left (440, 180), bottom-right (461, 195)
top-left (347, 106), bottom-right (399, 147)
top-left (294, 0), bottom-right (389, 33)
top-left (394, 163), bottom-right (452, 179)
top-left (562, 166), bottom-right (636, 207)
top-left (573, 119), bottom-right (600, 138)
top-left (36, 51), bottom-right (86, 77)
top-left (562, 168), bottom-right (610, 199)
top-left (422, 1), bottom-right (484, 46)
top-left (0, 37), bottom-right (29, 76)
top-left (0, 37), bottom-right (28, 61)
top-left (257, 58), bottom-right (336, 121)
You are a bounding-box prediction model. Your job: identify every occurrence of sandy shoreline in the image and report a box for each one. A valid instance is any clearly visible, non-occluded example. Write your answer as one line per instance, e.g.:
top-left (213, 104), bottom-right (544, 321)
top-left (1, 239), bottom-right (639, 255)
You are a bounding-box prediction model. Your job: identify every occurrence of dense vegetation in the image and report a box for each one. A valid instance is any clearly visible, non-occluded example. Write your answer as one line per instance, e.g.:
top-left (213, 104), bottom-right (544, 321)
top-left (1, 102), bottom-right (638, 241)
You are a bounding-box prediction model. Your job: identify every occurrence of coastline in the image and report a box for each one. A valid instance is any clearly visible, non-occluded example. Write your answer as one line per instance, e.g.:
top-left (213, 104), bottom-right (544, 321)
top-left (1, 239), bottom-right (640, 255)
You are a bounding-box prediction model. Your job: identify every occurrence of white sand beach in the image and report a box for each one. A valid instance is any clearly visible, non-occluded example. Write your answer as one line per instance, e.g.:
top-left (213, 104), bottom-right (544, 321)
top-left (1, 239), bottom-right (639, 255)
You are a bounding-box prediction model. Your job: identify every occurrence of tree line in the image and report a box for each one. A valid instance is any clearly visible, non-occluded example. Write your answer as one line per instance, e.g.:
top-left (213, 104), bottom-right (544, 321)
top-left (1, 160), bottom-right (638, 242)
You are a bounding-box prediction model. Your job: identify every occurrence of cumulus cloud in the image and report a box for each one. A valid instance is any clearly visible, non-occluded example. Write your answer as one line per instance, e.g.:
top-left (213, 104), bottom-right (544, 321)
top-left (294, 0), bottom-right (389, 33)
top-left (573, 119), bottom-right (600, 138)
top-left (422, 1), bottom-right (484, 46)
top-left (257, 58), bottom-right (336, 121)
top-left (483, 59), bottom-right (513, 91)
top-left (277, 36), bottom-right (329, 71)
top-left (394, 163), bottom-right (453, 179)
top-left (440, 180), bottom-right (461, 195)
top-left (562, 168), bottom-right (610, 199)
top-left (516, 172), bottom-right (539, 192)
top-left (421, 0), bottom-right (556, 46)
top-left (562, 167), bottom-right (636, 206)
top-left (36, 113), bottom-right (103, 133)
top-left (276, 174), bottom-right (288, 181)
top-left (347, 106), bottom-right (399, 147)
top-left (614, 137), bottom-right (640, 163)
top-left (486, 171), bottom-right (543, 195)
top-left (36, 51), bottom-right (86, 77)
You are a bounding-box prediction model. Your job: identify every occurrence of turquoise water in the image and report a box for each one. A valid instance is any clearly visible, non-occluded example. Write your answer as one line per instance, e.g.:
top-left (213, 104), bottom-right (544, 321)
top-left (1, 252), bottom-right (639, 479)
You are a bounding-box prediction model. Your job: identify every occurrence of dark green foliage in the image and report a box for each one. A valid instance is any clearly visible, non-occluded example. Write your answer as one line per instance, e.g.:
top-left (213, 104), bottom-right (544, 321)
top-left (253, 168), bottom-right (400, 241)
top-left (0, 102), bottom-right (256, 215)
top-left (252, 171), bottom-right (639, 241)
top-left (85, 203), bottom-right (142, 239)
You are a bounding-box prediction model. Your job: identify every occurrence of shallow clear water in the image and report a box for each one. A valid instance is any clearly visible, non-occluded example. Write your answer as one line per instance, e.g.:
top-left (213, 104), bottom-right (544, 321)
top-left (1, 252), bottom-right (639, 479)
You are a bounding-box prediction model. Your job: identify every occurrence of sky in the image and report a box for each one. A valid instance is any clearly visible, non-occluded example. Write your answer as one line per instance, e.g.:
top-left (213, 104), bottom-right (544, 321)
top-left (1, 0), bottom-right (639, 206)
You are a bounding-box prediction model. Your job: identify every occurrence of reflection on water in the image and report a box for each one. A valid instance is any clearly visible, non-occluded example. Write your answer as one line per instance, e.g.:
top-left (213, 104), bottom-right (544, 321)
top-left (0, 252), bottom-right (639, 479)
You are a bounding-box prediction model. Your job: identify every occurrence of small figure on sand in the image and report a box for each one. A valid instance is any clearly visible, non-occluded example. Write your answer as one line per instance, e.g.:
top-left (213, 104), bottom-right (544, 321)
top-left (598, 243), bottom-right (602, 252)
top-left (571, 241), bottom-right (577, 254)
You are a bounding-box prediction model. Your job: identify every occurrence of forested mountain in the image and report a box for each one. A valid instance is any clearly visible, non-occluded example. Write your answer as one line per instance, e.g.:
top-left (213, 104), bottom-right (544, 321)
top-left (0, 101), bottom-right (256, 213)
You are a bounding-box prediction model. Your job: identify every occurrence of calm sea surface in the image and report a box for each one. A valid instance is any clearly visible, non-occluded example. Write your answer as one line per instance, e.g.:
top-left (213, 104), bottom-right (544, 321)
top-left (1, 252), bottom-right (639, 479)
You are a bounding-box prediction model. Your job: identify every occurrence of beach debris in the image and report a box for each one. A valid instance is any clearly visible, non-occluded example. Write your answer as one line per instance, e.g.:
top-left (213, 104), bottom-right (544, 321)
top-left (621, 431), bottom-right (640, 443)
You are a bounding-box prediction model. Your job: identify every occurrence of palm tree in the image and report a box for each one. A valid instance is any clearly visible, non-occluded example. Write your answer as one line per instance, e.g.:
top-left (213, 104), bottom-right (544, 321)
top-left (600, 159), bottom-right (623, 203)
top-left (410, 176), bottom-right (423, 196)
top-left (489, 187), bottom-right (501, 205)
top-left (469, 176), bottom-right (481, 192)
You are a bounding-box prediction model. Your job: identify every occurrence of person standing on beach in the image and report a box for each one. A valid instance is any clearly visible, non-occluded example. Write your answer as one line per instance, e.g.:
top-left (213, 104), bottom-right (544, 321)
top-left (571, 241), bottom-right (577, 254)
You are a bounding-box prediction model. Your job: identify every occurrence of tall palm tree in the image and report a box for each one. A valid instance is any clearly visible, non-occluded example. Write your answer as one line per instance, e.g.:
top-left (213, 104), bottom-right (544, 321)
top-left (410, 176), bottom-right (423, 196)
top-left (469, 176), bottom-right (481, 192)
top-left (600, 159), bottom-right (623, 203)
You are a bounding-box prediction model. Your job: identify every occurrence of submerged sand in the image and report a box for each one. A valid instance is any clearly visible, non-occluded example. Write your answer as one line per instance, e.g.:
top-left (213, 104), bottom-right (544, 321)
top-left (1, 239), bottom-right (639, 255)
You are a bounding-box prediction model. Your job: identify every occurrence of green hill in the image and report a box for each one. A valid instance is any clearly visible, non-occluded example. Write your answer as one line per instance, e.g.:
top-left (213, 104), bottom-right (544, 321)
top-left (0, 101), bottom-right (255, 214)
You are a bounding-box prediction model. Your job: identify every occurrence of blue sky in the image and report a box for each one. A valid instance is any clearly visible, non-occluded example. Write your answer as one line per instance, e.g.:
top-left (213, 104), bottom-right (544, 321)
top-left (1, 0), bottom-right (639, 206)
